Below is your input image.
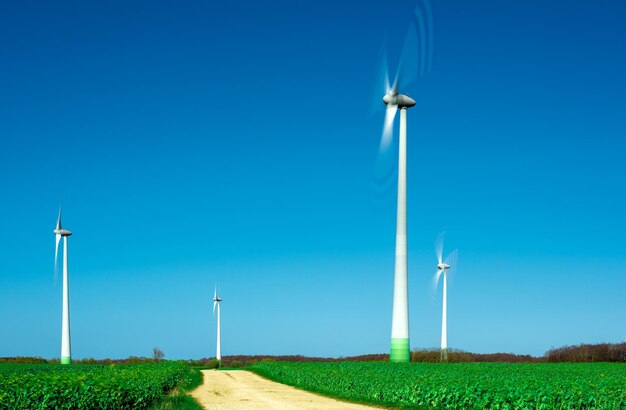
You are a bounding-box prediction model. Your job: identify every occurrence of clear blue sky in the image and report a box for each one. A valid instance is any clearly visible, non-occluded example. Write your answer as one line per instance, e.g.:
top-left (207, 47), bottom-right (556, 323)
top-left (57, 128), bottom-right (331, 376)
top-left (1, 0), bottom-right (625, 360)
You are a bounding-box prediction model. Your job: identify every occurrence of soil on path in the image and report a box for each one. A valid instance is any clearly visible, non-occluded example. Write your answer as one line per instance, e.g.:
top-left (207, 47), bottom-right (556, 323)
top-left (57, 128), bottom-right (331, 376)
top-left (190, 369), bottom-right (379, 410)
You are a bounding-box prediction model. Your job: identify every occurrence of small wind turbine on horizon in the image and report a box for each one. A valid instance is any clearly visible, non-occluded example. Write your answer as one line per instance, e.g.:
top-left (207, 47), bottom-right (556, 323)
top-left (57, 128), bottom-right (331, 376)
top-left (54, 205), bottom-right (73, 365)
top-left (213, 287), bottom-right (223, 364)
top-left (433, 233), bottom-right (458, 362)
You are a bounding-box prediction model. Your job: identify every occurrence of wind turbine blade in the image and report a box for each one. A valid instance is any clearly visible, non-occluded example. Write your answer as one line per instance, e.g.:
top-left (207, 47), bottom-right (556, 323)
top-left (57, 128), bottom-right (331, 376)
top-left (430, 269), bottom-right (443, 299)
top-left (213, 286), bottom-right (217, 315)
top-left (391, 70), bottom-right (399, 94)
top-left (372, 103), bottom-right (398, 204)
top-left (445, 249), bottom-right (459, 285)
top-left (425, 2), bottom-right (435, 73)
top-left (54, 234), bottom-right (61, 282)
top-left (383, 55), bottom-right (392, 96)
top-left (370, 36), bottom-right (390, 114)
top-left (381, 104), bottom-right (398, 151)
top-left (393, 21), bottom-right (420, 92)
top-left (435, 231), bottom-right (445, 264)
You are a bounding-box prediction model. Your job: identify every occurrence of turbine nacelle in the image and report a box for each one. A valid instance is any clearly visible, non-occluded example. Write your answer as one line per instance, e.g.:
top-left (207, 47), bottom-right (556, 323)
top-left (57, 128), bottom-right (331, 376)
top-left (54, 228), bottom-right (73, 237)
top-left (383, 92), bottom-right (416, 109)
top-left (437, 262), bottom-right (450, 270)
top-left (213, 297), bottom-right (222, 303)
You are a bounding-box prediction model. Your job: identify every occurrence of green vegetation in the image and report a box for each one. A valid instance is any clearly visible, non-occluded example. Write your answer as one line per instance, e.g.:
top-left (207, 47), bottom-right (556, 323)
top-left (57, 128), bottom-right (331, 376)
top-left (148, 366), bottom-right (203, 410)
top-left (248, 361), bottom-right (626, 409)
top-left (187, 358), bottom-right (221, 369)
top-left (0, 361), bottom-right (199, 409)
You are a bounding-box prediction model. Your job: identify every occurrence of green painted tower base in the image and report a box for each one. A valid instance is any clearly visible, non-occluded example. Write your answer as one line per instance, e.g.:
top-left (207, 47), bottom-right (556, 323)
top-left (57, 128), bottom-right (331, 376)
top-left (61, 356), bottom-right (71, 365)
top-left (390, 338), bottom-right (410, 363)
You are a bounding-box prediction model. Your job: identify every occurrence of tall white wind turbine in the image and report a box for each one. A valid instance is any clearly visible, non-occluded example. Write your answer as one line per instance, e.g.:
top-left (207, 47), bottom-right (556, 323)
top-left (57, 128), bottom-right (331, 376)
top-left (213, 287), bottom-right (223, 363)
top-left (372, 2), bottom-right (434, 364)
top-left (385, 89), bottom-right (416, 363)
top-left (54, 206), bottom-right (73, 365)
top-left (433, 233), bottom-right (458, 362)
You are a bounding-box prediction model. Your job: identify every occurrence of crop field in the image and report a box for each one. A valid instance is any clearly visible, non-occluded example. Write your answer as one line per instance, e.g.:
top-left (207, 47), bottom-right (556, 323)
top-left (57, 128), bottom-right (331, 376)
top-left (248, 361), bottom-right (626, 409)
top-left (0, 361), bottom-right (193, 409)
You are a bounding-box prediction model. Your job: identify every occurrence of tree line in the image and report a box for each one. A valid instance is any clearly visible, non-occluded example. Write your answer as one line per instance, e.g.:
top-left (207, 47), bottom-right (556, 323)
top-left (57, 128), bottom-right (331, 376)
top-left (2, 342), bottom-right (624, 365)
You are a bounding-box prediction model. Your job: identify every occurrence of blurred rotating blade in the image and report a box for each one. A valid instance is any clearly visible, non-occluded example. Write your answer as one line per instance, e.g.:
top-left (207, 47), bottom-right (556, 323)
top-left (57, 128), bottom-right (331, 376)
top-left (213, 287), bottom-right (217, 315)
top-left (435, 231), bottom-right (445, 265)
top-left (54, 206), bottom-right (62, 283)
top-left (399, 20), bottom-right (419, 84)
top-left (444, 249), bottom-right (459, 285)
top-left (381, 104), bottom-right (398, 151)
top-left (430, 269), bottom-right (443, 299)
top-left (54, 234), bottom-right (61, 282)
top-left (370, 39), bottom-right (391, 114)
top-left (372, 103), bottom-right (398, 202)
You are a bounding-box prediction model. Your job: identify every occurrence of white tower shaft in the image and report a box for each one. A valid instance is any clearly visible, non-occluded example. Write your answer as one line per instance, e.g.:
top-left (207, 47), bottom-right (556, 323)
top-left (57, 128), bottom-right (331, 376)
top-left (216, 303), bottom-right (221, 361)
top-left (61, 236), bottom-right (71, 364)
top-left (390, 107), bottom-right (410, 363)
top-left (441, 272), bottom-right (447, 350)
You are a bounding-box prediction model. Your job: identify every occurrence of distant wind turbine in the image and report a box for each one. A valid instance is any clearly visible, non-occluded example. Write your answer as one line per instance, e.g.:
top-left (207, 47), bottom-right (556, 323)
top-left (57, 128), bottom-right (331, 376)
top-left (433, 233), bottom-right (458, 362)
top-left (54, 205), bottom-right (73, 365)
top-left (213, 287), bottom-right (223, 364)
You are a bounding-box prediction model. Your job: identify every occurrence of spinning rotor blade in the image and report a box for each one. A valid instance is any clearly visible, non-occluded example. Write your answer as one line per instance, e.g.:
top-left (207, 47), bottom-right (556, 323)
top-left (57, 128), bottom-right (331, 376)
top-left (213, 287), bottom-right (217, 315)
top-left (54, 204), bottom-right (62, 283)
top-left (435, 231), bottom-right (445, 265)
top-left (395, 22), bottom-right (419, 91)
top-left (56, 207), bottom-right (62, 231)
top-left (380, 104), bottom-right (398, 151)
top-left (444, 249), bottom-right (459, 285)
top-left (430, 269), bottom-right (443, 299)
top-left (370, 39), bottom-right (391, 114)
top-left (54, 234), bottom-right (61, 282)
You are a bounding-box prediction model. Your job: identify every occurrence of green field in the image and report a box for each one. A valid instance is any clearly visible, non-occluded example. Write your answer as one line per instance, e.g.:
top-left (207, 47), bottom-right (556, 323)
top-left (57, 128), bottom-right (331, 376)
top-left (0, 361), bottom-right (198, 409)
top-left (248, 361), bottom-right (626, 409)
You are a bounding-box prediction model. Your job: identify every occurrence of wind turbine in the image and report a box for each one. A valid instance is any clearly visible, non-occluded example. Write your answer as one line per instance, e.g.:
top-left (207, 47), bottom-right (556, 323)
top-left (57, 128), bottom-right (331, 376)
top-left (213, 287), bottom-right (223, 364)
top-left (373, 3), bottom-right (434, 364)
top-left (433, 233), bottom-right (458, 362)
top-left (385, 87), bottom-right (416, 363)
top-left (54, 206), bottom-right (73, 365)
top-left (377, 34), bottom-right (418, 364)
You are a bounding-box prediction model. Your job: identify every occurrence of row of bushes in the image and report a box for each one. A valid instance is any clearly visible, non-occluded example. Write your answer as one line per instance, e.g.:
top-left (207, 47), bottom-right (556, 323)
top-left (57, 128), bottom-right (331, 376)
top-left (545, 342), bottom-right (626, 362)
top-left (0, 356), bottom-right (163, 365)
top-left (209, 343), bottom-right (626, 365)
top-left (411, 343), bottom-right (626, 363)
top-left (4, 342), bottom-right (625, 366)
top-left (410, 349), bottom-right (540, 363)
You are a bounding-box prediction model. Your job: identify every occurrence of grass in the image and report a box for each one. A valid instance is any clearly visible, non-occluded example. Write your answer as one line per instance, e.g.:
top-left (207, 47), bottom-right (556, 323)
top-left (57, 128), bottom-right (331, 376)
top-left (149, 367), bottom-right (204, 410)
top-left (248, 361), bottom-right (626, 409)
top-left (0, 362), bottom-right (205, 410)
top-left (0, 362), bottom-right (190, 409)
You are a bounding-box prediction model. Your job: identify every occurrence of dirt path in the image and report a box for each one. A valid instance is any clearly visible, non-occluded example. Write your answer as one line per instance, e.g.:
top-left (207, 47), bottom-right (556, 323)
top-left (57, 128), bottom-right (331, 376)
top-left (190, 369), bottom-right (378, 410)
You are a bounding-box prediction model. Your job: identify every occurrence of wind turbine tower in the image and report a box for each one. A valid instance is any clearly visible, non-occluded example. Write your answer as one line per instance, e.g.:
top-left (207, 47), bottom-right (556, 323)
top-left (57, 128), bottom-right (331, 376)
top-left (54, 208), bottom-right (73, 365)
top-left (384, 91), bottom-right (416, 363)
top-left (434, 235), bottom-right (458, 362)
top-left (373, 2), bottom-right (433, 364)
top-left (213, 288), bottom-right (223, 363)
